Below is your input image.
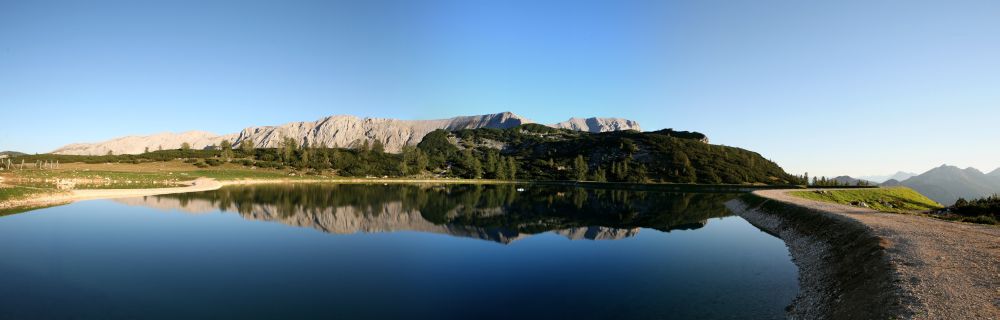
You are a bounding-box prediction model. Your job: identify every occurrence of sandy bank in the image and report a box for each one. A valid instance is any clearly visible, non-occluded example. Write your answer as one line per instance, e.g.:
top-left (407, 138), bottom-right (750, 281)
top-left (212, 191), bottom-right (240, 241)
top-left (728, 189), bottom-right (999, 319)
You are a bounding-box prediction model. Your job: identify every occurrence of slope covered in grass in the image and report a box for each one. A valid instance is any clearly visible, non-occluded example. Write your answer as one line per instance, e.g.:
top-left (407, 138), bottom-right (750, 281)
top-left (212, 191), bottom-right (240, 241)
top-left (790, 187), bottom-right (942, 213)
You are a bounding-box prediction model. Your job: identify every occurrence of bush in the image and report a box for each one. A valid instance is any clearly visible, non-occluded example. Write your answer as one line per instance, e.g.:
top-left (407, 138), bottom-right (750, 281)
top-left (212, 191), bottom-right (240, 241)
top-left (205, 159), bottom-right (224, 166)
top-left (949, 195), bottom-right (999, 224)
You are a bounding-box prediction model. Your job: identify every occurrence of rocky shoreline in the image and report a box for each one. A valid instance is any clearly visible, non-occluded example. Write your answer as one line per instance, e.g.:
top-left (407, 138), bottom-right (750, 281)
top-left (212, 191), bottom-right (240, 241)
top-left (729, 190), bottom-right (999, 319)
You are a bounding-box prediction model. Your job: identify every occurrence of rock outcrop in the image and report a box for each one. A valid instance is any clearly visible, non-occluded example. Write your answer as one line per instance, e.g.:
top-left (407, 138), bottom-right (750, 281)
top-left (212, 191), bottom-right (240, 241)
top-left (550, 117), bottom-right (641, 133)
top-left (51, 112), bottom-right (642, 155)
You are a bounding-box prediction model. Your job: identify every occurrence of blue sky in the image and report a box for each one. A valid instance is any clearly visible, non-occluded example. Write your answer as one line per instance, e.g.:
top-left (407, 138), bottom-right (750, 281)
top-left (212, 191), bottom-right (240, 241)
top-left (2, 0), bottom-right (998, 177)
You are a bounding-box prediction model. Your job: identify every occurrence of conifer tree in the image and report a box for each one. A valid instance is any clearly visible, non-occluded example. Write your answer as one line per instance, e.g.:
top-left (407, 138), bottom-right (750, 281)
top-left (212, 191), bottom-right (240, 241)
top-left (573, 155), bottom-right (588, 181)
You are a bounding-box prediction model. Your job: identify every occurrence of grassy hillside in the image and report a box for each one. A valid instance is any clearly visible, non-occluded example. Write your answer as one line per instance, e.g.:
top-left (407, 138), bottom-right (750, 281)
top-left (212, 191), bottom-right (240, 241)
top-left (790, 187), bottom-right (943, 213)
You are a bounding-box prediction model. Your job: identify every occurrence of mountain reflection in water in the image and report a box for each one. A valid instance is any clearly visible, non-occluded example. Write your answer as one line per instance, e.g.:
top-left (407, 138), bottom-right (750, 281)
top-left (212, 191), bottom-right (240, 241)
top-left (118, 184), bottom-right (739, 244)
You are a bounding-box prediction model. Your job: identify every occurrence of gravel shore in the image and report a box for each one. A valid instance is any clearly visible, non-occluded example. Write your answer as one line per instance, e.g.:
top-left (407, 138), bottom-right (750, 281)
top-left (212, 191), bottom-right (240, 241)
top-left (729, 189), bottom-right (999, 319)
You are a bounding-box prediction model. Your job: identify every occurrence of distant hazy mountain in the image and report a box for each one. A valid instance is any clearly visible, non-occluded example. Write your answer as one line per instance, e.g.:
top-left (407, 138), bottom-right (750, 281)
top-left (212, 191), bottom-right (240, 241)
top-left (860, 171), bottom-right (918, 183)
top-left (829, 176), bottom-right (877, 185)
top-left (0, 151), bottom-right (26, 157)
top-left (990, 168), bottom-right (1000, 178)
top-left (51, 112), bottom-right (643, 155)
top-left (900, 165), bottom-right (1000, 205)
top-left (880, 179), bottom-right (902, 187)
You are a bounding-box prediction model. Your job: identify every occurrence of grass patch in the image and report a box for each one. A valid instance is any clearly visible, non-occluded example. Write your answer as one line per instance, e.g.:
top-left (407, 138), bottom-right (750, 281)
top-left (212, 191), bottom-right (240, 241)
top-left (0, 186), bottom-right (58, 202)
top-left (790, 187), bottom-right (943, 213)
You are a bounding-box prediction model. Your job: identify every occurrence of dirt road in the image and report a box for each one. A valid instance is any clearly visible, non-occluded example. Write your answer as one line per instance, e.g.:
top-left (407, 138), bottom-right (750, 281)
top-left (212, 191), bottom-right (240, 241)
top-left (754, 189), bottom-right (999, 319)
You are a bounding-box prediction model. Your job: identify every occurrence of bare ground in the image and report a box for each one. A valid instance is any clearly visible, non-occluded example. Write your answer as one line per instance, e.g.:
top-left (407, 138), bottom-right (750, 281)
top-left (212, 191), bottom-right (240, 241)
top-left (753, 189), bottom-right (999, 319)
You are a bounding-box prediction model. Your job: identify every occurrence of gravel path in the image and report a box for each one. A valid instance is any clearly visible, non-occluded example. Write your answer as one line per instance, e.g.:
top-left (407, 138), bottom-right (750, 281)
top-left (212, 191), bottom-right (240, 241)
top-left (754, 189), bottom-right (999, 319)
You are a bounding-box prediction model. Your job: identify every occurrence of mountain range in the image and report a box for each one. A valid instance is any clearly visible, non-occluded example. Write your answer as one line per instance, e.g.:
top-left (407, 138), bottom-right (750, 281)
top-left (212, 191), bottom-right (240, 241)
top-left (896, 165), bottom-right (1000, 205)
top-left (859, 171), bottom-right (918, 183)
top-left (830, 176), bottom-right (877, 185)
top-left (51, 112), bottom-right (641, 155)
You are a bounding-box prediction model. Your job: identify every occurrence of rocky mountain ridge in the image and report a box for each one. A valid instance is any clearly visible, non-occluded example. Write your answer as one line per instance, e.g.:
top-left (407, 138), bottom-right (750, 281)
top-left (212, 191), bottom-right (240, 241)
top-left (860, 171), bottom-right (918, 183)
top-left (52, 112), bottom-right (642, 155)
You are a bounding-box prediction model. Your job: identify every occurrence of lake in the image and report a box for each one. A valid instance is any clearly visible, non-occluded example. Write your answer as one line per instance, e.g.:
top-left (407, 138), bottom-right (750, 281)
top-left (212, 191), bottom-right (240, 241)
top-left (0, 184), bottom-right (798, 319)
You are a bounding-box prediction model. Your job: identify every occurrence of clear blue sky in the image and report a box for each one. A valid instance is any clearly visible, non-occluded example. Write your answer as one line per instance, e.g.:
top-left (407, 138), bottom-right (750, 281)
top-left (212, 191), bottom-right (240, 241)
top-left (2, 0), bottom-right (998, 177)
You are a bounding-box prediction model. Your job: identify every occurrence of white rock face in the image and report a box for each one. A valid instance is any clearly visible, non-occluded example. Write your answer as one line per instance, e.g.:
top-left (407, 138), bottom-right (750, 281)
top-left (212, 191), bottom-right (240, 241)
top-left (551, 117), bottom-right (641, 133)
top-left (230, 112), bottom-right (530, 153)
top-left (51, 112), bottom-right (641, 155)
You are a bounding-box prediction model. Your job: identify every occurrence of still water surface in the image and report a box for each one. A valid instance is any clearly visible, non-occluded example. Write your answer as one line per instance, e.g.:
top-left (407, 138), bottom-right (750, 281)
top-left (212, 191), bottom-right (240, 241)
top-left (0, 184), bottom-right (797, 319)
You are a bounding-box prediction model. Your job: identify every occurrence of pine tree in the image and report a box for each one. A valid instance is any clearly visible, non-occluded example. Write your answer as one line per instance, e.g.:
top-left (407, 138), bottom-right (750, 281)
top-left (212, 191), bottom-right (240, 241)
top-left (496, 159), bottom-right (508, 180)
top-left (632, 164), bottom-right (649, 183)
top-left (573, 155), bottom-right (588, 181)
top-left (299, 147), bottom-right (310, 167)
top-left (506, 156), bottom-right (517, 180)
top-left (461, 149), bottom-right (482, 179)
top-left (485, 151), bottom-right (499, 177)
top-left (281, 137), bottom-right (297, 163)
top-left (219, 140), bottom-right (233, 160)
top-left (592, 167), bottom-right (607, 182)
top-left (415, 149), bottom-right (429, 173)
top-left (398, 161), bottom-right (409, 176)
top-left (240, 140), bottom-right (254, 158)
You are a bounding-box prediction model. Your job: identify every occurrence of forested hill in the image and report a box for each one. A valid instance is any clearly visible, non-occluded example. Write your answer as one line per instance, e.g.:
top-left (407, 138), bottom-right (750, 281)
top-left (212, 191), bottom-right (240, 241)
top-left (418, 124), bottom-right (798, 185)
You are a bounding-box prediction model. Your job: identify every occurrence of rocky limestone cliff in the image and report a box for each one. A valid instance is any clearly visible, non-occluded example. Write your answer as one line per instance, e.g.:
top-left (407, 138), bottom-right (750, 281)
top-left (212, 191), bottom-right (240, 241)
top-left (230, 112), bottom-right (530, 153)
top-left (51, 112), bottom-right (642, 155)
top-left (551, 117), bottom-right (641, 133)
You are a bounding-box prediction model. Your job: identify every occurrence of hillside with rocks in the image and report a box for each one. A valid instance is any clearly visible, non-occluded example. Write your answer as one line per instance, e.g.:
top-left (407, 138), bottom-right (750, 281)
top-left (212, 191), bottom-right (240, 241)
top-left (51, 112), bottom-right (641, 155)
top-left (418, 124), bottom-right (793, 184)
